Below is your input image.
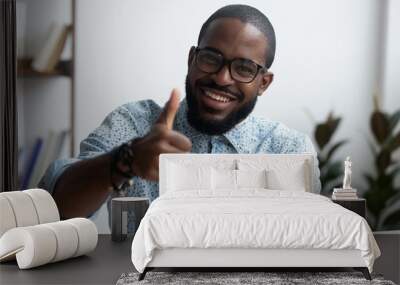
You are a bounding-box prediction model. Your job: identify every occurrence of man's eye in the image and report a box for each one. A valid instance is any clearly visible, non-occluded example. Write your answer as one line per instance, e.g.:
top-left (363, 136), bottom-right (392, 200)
top-left (236, 65), bottom-right (255, 75)
top-left (200, 54), bottom-right (219, 65)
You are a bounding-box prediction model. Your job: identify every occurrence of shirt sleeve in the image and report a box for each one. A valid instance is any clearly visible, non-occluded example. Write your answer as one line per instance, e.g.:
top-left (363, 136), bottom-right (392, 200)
top-left (304, 135), bottom-right (322, 194)
top-left (38, 158), bottom-right (80, 195)
top-left (38, 101), bottom-right (154, 196)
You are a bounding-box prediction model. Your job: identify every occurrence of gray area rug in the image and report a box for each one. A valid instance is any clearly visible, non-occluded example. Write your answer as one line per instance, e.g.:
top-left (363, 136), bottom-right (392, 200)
top-left (116, 272), bottom-right (396, 285)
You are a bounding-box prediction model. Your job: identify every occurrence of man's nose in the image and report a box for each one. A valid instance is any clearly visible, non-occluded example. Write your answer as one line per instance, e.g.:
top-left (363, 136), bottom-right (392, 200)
top-left (211, 65), bottom-right (235, 86)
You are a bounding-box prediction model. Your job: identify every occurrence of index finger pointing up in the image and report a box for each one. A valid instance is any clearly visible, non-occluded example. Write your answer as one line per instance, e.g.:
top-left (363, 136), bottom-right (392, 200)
top-left (156, 88), bottom-right (181, 130)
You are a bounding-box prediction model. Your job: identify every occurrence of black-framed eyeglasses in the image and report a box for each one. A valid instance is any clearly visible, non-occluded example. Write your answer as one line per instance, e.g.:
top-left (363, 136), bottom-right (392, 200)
top-left (194, 46), bottom-right (267, 83)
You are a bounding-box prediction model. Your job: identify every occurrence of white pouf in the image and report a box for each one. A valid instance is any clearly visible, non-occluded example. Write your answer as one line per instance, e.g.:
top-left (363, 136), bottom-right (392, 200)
top-left (0, 189), bottom-right (98, 269)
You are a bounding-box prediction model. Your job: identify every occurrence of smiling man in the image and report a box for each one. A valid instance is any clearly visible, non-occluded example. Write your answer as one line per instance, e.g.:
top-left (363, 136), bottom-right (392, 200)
top-left (39, 5), bottom-right (320, 224)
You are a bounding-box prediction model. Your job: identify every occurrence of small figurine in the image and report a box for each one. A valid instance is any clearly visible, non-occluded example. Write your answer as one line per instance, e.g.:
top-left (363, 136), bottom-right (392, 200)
top-left (342, 156), bottom-right (352, 189)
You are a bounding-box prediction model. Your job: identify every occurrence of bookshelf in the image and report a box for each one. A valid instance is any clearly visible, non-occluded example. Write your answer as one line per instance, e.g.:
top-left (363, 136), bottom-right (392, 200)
top-left (17, 58), bottom-right (72, 77)
top-left (17, 0), bottom-right (76, 157)
top-left (16, 0), bottom-right (76, 190)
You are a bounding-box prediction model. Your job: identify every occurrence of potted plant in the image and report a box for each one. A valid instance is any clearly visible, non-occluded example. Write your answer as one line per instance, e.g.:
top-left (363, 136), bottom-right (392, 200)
top-left (363, 96), bottom-right (400, 230)
top-left (313, 112), bottom-right (348, 196)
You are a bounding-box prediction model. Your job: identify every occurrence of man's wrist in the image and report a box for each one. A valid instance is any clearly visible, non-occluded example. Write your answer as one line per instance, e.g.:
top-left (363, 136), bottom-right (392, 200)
top-left (109, 139), bottom-right (139, 195)
top-left (114, 141), bottom-right (136, 177)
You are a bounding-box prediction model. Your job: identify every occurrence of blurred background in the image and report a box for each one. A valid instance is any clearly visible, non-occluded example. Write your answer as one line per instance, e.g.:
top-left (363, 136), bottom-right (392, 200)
top-left (16, 0), bottom-right (400, 233)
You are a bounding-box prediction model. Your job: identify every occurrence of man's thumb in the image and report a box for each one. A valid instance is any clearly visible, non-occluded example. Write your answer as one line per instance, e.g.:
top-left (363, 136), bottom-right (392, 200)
top-left (157, 88), bottom-right (180, 129)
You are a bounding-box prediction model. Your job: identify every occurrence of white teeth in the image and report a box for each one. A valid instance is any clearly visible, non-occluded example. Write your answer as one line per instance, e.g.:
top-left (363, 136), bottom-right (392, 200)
top-left (204, 90), bottom-right (231, 103)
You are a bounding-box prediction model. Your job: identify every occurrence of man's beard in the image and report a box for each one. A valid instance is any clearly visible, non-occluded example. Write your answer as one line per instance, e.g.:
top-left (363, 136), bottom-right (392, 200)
top-left (185, 76), bottom-right (258, 136)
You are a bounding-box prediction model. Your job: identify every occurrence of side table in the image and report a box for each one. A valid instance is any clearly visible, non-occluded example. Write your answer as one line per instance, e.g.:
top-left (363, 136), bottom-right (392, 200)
top-left (332, 198), bottom-right (366, 218)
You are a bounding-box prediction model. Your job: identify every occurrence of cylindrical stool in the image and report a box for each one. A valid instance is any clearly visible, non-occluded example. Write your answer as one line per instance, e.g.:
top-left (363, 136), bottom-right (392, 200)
top-left (111, 197), bottom-right (149, 242)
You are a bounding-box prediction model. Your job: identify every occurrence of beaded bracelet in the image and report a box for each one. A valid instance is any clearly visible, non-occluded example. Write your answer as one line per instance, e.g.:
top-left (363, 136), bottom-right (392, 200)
top-left (109, 140), bottom-right (137, 196)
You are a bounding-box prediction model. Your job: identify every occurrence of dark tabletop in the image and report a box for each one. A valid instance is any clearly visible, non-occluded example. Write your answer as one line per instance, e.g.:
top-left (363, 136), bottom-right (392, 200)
top-left (0, 235), bottom-right (134, 285)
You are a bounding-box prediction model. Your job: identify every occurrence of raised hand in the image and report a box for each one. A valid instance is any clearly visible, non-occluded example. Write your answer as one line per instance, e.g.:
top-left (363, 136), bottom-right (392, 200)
top-left (128, 89), bottom-right (192, 181)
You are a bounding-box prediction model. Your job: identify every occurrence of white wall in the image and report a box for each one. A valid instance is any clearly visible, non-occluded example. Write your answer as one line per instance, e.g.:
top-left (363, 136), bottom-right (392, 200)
top-left (73, 0), bottom-right (397, 232)
top-left (384, 0), bottom-right (400, 112)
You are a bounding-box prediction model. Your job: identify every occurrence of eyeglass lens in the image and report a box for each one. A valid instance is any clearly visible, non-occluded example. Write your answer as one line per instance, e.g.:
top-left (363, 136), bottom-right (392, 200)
top-left (196, 49), bottom-right (259, 83)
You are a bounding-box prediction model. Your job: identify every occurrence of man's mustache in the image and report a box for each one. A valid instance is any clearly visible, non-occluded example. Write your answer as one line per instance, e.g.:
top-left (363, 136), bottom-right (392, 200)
top-left (198, 82), bottom-right (244, 101)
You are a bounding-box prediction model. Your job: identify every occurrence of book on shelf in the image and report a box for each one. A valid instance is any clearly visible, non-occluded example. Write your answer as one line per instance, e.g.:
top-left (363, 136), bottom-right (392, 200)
top-left (332, 193), bottom-right (359, 200)
top-left (19, 130), bottom-right (69, 190)
top-left (31, 23), bottom-right (71, 73)
top-left (333, 193), bottom-right (357, 197)
top-left (333, 188), bottom-right (357, 193)
top-left (332, 196), bottom-right (360, 200)
top-left (28, 131), bottom-right (56, 188)
top-left (53, 130), bottom-right (69, 160)
top-left (21, 138), bottom-right (43, 189)
top-left (332, 187), bottom-right (359, 200)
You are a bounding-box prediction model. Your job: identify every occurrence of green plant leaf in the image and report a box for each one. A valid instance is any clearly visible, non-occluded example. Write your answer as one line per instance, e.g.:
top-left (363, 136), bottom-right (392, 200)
top-left (376, 173), bottom-right (396, 192)
top-left (326, 140), bottom-right (348, 161)
top-left (317, 154), bottom-right (327, 170)
top-left (322, 176), bottom-right (343, 188)
top-left (363, 173), bottom-right (375, 187)
top-left (388, 131), bottom-right (400, 152)
top-left (388, 165), bottom-right (400, 177)
top-left (315, 123), bottom-right (331, 150)
top-left (382, 208), bottom-right (400, 228)
top-left (315, 113), bottom-right (342, 150)
top-left (389, 109), bottom-right (400, 131)
top-left (327, 117), bottom-right (341, 137)
top-left (321, 161), bottom-right (343, 186)
top-left (386, 190), bottom-right (400, 207)
top-left (363, 177), bottom-right (396, 218)
top-left (376, 150), bottom-right (391, 174)
top-left (364, 189), bottom-right (386, 218)
top-left (321, 180), bottom-right (342, 196)
top-left (370, 111), bottom-right (390, 144)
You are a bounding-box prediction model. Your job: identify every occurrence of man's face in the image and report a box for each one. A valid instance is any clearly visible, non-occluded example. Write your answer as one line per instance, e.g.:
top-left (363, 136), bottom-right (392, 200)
top-left (186, 17), bottom-right (274, 135)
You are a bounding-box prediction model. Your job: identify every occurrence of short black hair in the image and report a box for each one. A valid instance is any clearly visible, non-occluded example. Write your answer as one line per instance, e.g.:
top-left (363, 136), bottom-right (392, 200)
top-left (198, 4), bottom-right (276, 69)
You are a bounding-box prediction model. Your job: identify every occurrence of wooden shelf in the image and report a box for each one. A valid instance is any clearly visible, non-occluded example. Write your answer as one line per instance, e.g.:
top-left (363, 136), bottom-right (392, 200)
top-left (17, 0), bottom-right (76, 156)
top-left (17, 58), bottom-right (72, 78)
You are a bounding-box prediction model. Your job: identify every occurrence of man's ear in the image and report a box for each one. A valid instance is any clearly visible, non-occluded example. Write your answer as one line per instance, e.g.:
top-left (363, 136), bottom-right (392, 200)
top-left (257, 71), bottom-right (274, 96)
top-left (188, 46), bottom-right (196, 68)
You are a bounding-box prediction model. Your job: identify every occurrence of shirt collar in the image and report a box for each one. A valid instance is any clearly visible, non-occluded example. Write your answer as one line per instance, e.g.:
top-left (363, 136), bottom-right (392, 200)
top-left (223, 114), bottom-right (259, 154)
top-left (174, 98), bottom-right (259, 154)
